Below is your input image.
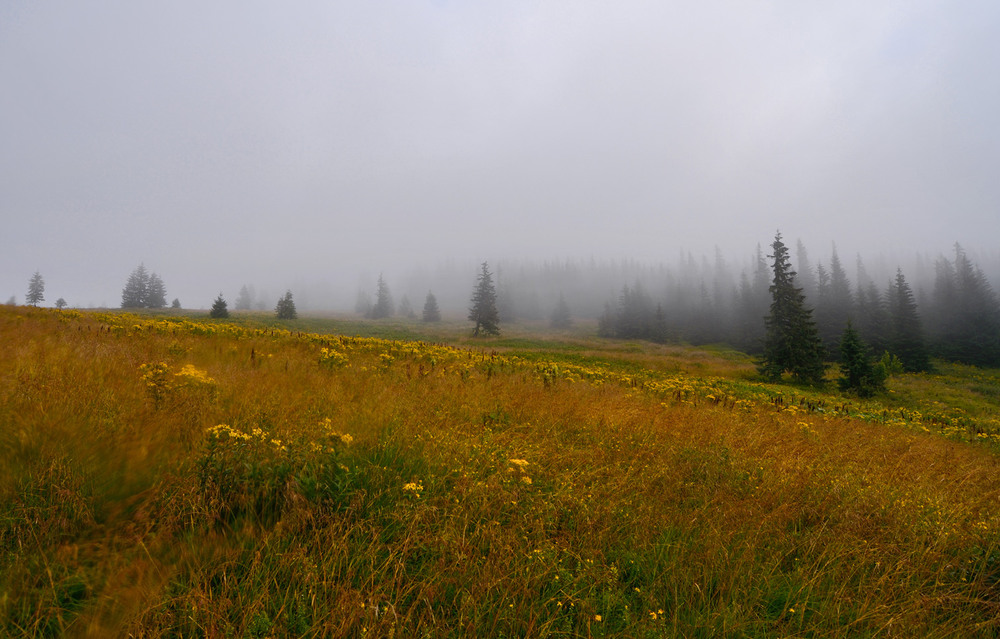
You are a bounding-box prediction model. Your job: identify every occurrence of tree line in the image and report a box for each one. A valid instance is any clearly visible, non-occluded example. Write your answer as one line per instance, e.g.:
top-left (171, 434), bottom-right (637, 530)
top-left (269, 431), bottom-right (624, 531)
top-left (597, 237), bottom-right (1000, 370)
top-left (15, 238), bottom-right (1000, 374)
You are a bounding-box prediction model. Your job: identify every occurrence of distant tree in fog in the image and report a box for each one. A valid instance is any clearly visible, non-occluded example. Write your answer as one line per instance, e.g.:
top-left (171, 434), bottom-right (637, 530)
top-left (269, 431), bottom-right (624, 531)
top-left (210, 293), bottom-right (229, 319)
top-left (354, 290), bottom-right (372, 316)
top-left (549, 294), bottom-right (572, 329)
top-left (853, 281), bottom-right (889, 355)
top-left (26, 271), bottom-right (44, 306)
top-left (275, 290), bottom-right (297, 320)
top-left (422, 291), bottom-right (441, 322)
top-left (368, 274), bottom-right (394, 319)
top-left (469, 262), bottom-right (500, 336)
top-left (4, 296), bottom-right (15, 306)
top-left (398, 295), bottom-right (416, 319)
top-left (55, 298), bottom-right (67, 309)
top-left (928, 245), bottom-right (1000, 367)
top-left (235, 285), bottom-right (253, 311)
top-left (121, 264), bottom-right (167, 309)
top-left (758, 232), bottom-right (826, 384)
top-left (795, 239), bottom-right (816, 300)
top-left (886, 269), bottom-right (929, 372)
top-left (815, 245), bottom-right (852, 356)
top-left (121, 264), bottom-right (149, 308)
top-left (147, 273), bottom-right (167, 308)
top-left (171, 298), bottom-right (181, 309)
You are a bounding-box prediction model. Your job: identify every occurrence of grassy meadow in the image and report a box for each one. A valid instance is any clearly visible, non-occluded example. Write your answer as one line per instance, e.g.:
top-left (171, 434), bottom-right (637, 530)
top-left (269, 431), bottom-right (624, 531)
top-left (4, 305), bottom-right (1000, 637)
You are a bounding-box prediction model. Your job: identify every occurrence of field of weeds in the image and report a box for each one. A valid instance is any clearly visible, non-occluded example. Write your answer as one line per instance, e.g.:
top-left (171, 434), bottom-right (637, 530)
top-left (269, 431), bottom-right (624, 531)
top-left (3, 305), bottom-right (1000, 637)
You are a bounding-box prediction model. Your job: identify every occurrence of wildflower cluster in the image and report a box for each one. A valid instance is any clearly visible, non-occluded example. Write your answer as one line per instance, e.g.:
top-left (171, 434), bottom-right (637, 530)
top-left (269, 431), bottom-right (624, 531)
top-left (139, 361), bottom-right (171, 408)
top-left (174, 364), bottom-right (216, 386)
top-left (402, 480), bottom-right (424, 498)
top-left (318, 346), bottom-right (348, 369)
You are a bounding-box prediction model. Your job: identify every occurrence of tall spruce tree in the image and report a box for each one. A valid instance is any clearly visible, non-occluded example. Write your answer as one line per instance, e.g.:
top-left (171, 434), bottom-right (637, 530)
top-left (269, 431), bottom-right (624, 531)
top-left (758, 232), bottom-right (826, 384)
top-left (468, 261), bottom-right (500, 336)
top-left (887, 269), bottom-right (930, 372)
top-left (26, 271), bottom-right (45, 306)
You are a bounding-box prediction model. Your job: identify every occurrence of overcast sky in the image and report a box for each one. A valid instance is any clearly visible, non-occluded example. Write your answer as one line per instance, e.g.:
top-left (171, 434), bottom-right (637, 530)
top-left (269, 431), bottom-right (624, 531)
top-left (2, 1), bottom-right (999, 308)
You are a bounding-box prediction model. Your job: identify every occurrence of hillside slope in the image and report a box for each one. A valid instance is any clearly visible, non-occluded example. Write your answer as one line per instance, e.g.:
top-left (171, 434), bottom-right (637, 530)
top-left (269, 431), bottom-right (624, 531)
top-left (2, 307), bottom-right (1000, 637)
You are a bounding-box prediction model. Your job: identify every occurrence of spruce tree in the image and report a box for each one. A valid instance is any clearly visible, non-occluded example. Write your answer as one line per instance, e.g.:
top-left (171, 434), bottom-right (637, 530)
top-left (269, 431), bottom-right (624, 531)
top-left (816, 246), bottom-right (853, 355)
top-left (369, 274), bottom-right (394, 319)
top-left (887, 269), bottom-right (930, 372)
top-left (210, 293), bottom-right (229, 319)
top-left (837, 320), bottom-right (886, 397)
top-left (235, 285), bottom-right (253, 311)
top-left (422, 291), bottom-right (441, 322)
top-left (121, 264), bottom-right (149, 308)
top-left (929, 245), bottom-right (1000, 366)
top-left (146, 273), bottom-right (167, 308)
top-left (275, 290), bottom-right (297, 320)
top-left (855, 281), bottom-right (890, 355)
top-left (758, 232), bottom-right (826, 384)
top-left (26, 271), bottom-right (45, 306)
top-left (468, 261), bottom-right (500, 336)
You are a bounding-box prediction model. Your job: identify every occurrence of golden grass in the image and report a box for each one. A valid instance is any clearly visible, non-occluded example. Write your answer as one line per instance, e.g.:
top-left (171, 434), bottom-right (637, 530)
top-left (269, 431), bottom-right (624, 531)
top-left (3, 306), bottom-right (1000, 637)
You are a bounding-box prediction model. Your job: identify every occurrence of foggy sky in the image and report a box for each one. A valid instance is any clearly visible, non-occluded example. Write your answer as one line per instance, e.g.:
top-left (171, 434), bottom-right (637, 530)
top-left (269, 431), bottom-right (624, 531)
top-left (2, 1), bottom-right (999, 309)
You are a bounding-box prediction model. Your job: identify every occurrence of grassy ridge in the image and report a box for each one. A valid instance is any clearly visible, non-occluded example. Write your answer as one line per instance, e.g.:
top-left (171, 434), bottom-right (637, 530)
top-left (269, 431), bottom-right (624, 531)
top-left (3, 306), bottom-right (1000, 637)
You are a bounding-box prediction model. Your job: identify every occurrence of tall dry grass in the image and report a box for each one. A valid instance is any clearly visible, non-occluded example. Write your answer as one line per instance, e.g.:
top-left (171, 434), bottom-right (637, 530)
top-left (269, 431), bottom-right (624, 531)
top-left (2, 306), bottom-right (1000, 637)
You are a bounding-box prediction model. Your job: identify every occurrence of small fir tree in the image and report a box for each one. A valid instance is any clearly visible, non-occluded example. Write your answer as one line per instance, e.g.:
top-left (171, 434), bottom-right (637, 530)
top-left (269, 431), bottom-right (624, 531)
top-left (275, 290), bottom-right (297, 320)
top-left (26, 271), bottom-right (45, 306)
top-left (171, 298), bottom-right (181, 309)
top-left (758, 232), bottom-right (827, 384)
top-left (838, 320), bottom-right (886, 397)
top-left (210, 293), bottom-right (229, 319)
top-left (422, 291), bottom-right (441, 322)
top-left (468, 261), bottom-right (500, 336)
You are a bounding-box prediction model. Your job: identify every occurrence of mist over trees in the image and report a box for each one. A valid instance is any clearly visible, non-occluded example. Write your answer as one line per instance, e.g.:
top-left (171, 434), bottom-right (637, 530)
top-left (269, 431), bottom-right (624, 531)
top-left (12, 235), bottom-right (997, 371)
